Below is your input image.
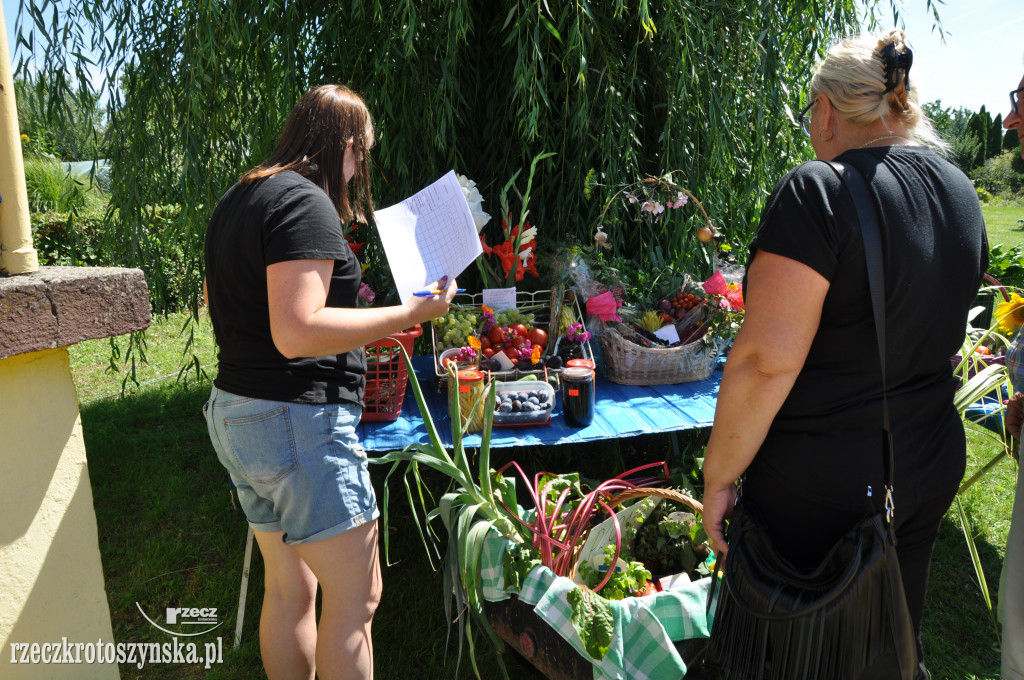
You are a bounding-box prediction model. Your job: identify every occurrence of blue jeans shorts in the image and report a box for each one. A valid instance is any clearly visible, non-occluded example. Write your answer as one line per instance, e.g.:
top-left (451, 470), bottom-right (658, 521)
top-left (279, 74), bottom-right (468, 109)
top-left (204, 386), bottom-right (379, 544)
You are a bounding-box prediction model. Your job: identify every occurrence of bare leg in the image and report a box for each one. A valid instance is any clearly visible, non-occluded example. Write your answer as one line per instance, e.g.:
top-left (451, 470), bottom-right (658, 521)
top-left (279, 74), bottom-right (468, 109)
top-left (254, 529), bottom-right (318, 680)
top-left (294, 520), bottom-right (382, 680)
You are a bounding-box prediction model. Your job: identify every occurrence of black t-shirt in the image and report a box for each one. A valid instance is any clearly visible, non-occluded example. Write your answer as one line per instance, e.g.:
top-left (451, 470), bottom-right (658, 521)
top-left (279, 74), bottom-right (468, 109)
top-left (204, 171), bottom-right (366, 405)
top-left (743, 146), bottom-right (988, 507)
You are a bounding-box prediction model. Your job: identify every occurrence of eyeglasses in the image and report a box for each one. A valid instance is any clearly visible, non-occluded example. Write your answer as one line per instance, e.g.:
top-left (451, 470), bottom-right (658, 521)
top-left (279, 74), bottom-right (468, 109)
top-left (1011, 87), bottom-right (1024, 116)
top-left (797, 100), bottom-right (816, 137)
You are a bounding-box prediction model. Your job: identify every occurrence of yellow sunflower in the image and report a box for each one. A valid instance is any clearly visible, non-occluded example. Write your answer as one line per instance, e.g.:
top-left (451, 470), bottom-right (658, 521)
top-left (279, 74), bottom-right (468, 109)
top-left (994, 292), bottom-right (1024, 335)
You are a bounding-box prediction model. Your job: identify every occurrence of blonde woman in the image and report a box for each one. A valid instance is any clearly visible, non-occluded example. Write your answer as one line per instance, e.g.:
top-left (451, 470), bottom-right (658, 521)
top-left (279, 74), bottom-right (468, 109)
top-left (702, 30), bottom-right (988, 678)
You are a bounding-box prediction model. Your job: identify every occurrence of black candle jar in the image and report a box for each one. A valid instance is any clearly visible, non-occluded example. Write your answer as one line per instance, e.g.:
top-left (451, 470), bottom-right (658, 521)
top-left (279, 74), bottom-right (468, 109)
top-left (561, 367), bottom-right (595, 428)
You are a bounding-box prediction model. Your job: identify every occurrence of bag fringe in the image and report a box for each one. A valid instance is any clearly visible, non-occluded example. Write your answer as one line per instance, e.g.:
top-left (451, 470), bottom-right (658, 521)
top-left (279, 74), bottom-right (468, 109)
top-left (704, 512), bottom-right (903, 680)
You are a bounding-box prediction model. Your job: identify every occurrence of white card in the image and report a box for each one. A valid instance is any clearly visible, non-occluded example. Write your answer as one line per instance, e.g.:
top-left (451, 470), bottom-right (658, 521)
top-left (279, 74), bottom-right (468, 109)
top-left (482, 287), bottom-right (518, 311)
top-left (490, 351), bottom-right (515, 371)
top-left (654, 324), bottom-right (681, 344)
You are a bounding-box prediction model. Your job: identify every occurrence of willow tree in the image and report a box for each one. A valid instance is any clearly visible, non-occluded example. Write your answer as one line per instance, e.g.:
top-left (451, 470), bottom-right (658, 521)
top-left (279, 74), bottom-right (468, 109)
top-left (14, 0), bottom-right (933, 365)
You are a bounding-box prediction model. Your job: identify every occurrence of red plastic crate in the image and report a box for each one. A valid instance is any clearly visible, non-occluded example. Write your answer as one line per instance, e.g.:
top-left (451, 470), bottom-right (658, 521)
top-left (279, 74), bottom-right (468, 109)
top-left (361, 324), bottom-right (422, 423)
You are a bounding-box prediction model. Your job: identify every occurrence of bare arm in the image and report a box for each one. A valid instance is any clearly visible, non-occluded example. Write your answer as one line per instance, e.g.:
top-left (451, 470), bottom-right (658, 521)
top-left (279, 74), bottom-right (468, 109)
top-left (266, 259), bottom-right (457, 358)
top-left (1007, 392), bottom-right (1024, 441)
top-left (701, 251), bottom-right (830, 555)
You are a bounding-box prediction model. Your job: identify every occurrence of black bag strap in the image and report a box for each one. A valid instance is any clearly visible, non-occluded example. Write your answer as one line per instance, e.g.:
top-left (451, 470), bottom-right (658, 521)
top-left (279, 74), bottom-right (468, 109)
top-left (826, 160), bottom-right (895, 522)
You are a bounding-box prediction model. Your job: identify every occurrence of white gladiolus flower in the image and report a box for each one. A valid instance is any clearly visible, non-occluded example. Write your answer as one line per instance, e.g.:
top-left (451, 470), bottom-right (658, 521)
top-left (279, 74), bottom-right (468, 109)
top-left (519, 225), bottom-right (538, 243)
top-left (457, 174), bottom-right (491, 232)
top-left (518, 246), bottom-right (533, 266)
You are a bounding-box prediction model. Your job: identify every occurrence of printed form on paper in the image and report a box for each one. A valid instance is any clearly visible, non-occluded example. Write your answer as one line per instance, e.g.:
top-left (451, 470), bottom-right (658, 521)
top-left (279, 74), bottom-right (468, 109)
top-left (374, 170), bottom-right (483, 304)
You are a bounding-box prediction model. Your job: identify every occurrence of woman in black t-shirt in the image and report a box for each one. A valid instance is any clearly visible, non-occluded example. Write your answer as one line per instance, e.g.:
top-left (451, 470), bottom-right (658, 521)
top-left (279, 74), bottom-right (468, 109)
top-left (203, 85), bottom-right (457, 680)
top-left (701, 30), bottom-right (987, 679)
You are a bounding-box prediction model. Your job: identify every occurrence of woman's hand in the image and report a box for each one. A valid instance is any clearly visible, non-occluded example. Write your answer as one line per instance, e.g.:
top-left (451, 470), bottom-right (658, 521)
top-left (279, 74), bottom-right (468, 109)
top-left (1006, 392), bottom-right (1024, 440)
top-left (404, 276), bottom-right (458, 326)
top-left (702, 481), bottom-right (739, 558)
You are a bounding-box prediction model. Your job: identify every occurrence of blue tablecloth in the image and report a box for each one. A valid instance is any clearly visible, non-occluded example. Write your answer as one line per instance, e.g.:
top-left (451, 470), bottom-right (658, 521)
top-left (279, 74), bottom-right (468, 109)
top-left (358, 356), bottom-right (721, 452)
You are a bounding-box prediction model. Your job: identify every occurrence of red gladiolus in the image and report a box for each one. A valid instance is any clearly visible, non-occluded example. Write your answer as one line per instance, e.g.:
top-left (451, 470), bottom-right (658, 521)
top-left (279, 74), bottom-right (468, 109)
top-left (492, 241), bottom-right (517, 277)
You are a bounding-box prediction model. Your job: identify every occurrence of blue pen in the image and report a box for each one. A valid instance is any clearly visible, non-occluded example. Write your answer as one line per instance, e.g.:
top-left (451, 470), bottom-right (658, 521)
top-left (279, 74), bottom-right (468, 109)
top-left (414, 288), bottom-right (465, 297)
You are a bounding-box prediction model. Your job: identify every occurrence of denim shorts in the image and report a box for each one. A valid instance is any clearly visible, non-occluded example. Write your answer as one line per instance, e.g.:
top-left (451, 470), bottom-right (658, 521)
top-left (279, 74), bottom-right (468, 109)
top-left (203, 386), bottom-right (378, 544)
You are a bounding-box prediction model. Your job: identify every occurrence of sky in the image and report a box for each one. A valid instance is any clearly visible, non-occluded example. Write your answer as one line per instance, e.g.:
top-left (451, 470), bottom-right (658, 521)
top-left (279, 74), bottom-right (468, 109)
top-left (3, 0), bottom-right (1024, 118)
top-left (889, 0), bottom-right (1024, 119)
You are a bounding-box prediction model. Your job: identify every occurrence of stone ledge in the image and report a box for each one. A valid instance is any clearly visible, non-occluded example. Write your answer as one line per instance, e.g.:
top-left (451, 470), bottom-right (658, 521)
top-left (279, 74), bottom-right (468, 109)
top-left (0, 266), bottom-right (151, 360)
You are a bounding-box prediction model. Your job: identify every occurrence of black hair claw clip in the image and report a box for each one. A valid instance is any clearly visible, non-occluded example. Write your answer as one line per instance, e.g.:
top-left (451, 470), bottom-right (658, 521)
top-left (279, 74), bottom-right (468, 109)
top-left (882, 43), bottom-right (913, 93)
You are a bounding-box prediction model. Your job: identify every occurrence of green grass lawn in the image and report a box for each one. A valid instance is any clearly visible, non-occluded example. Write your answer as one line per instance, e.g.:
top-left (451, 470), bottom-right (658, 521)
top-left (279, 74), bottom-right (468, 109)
top-left (982, 203), bottom-right (1024, 249)
top-left (72, 295), bottom-right (1018, 679)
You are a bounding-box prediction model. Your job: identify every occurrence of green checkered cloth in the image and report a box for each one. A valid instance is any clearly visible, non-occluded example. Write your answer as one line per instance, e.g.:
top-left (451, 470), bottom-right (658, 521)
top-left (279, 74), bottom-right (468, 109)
top-left (479, 528), bottom-right (715, 680)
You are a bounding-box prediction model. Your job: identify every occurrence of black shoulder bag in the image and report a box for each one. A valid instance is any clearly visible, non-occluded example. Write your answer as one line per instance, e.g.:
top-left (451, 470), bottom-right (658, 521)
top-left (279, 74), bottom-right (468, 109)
top-left (693, 161), bottom-right (918, 680)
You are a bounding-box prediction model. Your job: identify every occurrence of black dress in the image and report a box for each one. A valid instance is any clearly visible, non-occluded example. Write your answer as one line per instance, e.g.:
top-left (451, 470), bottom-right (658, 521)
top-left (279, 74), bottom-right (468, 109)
top-left (739, 146), bottom-right (988, 662)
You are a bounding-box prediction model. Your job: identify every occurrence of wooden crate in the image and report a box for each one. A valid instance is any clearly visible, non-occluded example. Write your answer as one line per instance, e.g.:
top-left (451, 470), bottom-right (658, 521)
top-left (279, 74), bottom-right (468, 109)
top-left (483, 596), bottom-right (591, 680)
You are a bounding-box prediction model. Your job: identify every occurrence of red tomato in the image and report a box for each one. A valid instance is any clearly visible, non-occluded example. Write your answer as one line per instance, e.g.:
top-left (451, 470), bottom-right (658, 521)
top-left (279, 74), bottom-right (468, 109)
top-left (488, 326), bottom-right (506, 346)
top-left (527, 327), bottom-right (548, 348)
top-left (510, 323), bottom-right (529, 338)
top-left (509, 357), bottom-right (519, 368)
top-left (511, 336), bottom-right (527, 350)
top-left (636, 581), bottom-right (658, 597)
top-left (479, 336), bottom-right (491, 350)
top-left (482, 347), bottom-right (495, 359)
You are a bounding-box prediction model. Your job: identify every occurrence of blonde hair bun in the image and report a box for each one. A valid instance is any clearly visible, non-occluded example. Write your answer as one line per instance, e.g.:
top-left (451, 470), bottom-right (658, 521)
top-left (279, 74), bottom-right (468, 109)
top-left (808, 30), bottom-right (946, 151)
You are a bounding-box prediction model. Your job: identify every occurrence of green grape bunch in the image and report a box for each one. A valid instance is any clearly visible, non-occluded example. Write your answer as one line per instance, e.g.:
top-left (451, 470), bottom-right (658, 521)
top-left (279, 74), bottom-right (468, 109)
top-left (493, 308), bottom-right (535, 329)
top-left (434, 308), bottom-right (481, 351)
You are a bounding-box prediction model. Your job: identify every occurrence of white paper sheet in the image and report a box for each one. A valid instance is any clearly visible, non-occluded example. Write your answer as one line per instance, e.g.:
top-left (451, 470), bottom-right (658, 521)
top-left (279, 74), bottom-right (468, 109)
top-left (482, 287), bottom-right (517, 311)
top-left (374, 170), bottom-right (484, 303)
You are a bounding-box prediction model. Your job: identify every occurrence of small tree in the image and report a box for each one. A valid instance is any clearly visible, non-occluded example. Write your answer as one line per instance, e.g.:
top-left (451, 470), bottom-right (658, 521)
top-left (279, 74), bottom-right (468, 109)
top-left (989, 113), bottom-right (1004, 161)
top-left (969, 108), bottom-right (991, 169)
top-left (926, 100), bottom-right (984, 173)
top-left (1004, 128), bottom-right (1020, 153)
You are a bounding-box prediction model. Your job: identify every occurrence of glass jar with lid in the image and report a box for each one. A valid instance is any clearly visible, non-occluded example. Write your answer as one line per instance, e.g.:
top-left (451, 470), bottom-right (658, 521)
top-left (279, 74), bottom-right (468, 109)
top-left (560, 367), bottom-right (595, 428)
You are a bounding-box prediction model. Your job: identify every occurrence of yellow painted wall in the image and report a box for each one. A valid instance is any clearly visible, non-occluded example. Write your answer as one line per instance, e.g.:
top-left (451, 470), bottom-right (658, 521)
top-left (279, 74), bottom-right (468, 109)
top-left (0, 348), bottom-right (118, 679)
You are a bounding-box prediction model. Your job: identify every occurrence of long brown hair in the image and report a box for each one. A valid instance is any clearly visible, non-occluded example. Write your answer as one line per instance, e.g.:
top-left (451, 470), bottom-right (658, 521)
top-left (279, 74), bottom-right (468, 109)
top-left (241, 84), bottom-right (375, 222)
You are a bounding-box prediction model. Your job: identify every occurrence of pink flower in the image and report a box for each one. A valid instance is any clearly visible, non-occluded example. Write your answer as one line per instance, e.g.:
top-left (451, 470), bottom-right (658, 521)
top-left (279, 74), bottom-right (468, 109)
top-left (357, 283), bottom-right (376, 305)
top-left (702, 271), bottom-right (728, 296)
top-left (724, 284), bottom-right (744, 310)
top-left (567, 323), bottom-right (592, 343)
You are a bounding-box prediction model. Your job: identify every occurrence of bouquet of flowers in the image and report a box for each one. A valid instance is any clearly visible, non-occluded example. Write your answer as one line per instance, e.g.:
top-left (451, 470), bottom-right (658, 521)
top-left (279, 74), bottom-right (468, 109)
top-left (473, 152), bottom-right (555, 289)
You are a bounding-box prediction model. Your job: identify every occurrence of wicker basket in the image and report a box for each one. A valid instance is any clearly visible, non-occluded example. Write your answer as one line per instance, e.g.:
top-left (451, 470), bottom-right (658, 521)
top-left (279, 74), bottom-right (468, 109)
top-left (601, 325), bottom-right (717, 385)
top-left (605, 487), bottom-right (704, 515)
